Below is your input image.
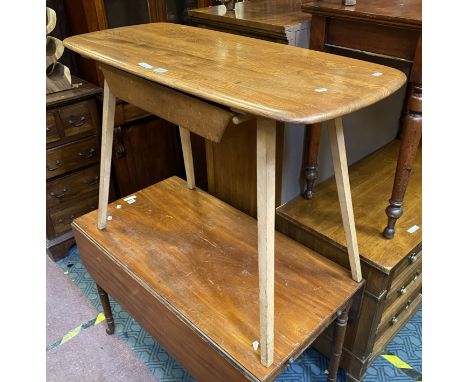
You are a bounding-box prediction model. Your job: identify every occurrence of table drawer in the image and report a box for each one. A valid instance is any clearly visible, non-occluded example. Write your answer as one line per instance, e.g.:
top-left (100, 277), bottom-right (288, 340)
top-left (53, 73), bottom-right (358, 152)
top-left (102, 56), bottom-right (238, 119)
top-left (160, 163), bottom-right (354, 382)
top-left (59, 100), bottom-right (97, 138)
top-left (49, 194), bottom-right (98, 236)
top-left (47, 164), bottom-right (100, 207)
top-left (46, 136), bottom-right (100, 179)
top-left (46, 111), bottom-right (60, 144)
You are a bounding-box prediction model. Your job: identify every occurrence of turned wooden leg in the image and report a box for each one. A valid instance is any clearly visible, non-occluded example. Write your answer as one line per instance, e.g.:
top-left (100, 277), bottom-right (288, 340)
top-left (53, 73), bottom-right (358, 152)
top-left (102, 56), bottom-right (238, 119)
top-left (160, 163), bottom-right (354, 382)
top-left (256, 117), bottom-right (276, 367)
top-left (97, 284), bottom-right (115, 335)
top-left (328, 307), bottom-right (350, 382)
top-left (303, 123), bottom-right (321, 199)
top-left (383, 84), bottom-right (422, 239)
top-left (97, 80), bottom-right (116, 230)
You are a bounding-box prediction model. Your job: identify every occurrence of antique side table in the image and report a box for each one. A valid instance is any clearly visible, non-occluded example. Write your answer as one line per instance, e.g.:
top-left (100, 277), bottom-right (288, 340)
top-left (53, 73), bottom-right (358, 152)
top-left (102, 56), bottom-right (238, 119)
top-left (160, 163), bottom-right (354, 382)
top-left (301, 0), bottom-right (422, 239)
top-left (64, 23), bottom-right (404, 381)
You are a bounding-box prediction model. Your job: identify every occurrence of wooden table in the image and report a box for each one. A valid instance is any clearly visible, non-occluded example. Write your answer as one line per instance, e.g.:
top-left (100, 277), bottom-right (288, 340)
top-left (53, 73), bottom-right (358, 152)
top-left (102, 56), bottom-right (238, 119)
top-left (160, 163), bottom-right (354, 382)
top-left (189, 0), bottom-right (311, 217)
top-left (301, 0), bottom-right (422, 240)
top-left (64, 23), bottom-right (404, 381)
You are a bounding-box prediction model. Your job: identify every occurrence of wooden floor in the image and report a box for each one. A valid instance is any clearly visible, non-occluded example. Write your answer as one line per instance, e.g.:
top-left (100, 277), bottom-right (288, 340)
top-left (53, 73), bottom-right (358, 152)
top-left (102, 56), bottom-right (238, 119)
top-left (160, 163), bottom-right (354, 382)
top-left (277, 140), bottom-right (422, 273)
top-left (73, 176), bottom-right (362, 382)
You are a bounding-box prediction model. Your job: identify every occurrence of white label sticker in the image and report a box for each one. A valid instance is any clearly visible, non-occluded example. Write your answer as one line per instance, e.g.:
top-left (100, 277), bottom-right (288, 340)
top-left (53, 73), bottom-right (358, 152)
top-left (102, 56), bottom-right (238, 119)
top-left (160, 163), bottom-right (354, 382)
top-left (372, 72), bottom-right (383, 77)
top-left (315, 87), bottom-right (328, 93)
top-left (116, 204), bottom-right (122, 209)
top-left (123, 195), bottom-right (136, 202)
top-left (138, 62), bottom-right (152, 69)
top-left (407, 225), bottom-right (420, 234)
top-left (154, 67), bottom-right (168, 73)
top-left (252, 340), bottom-right (259, 351)
top-left (127, 199), bottom-right (136, 204)
top-left (107, 215), bottom-right (113, 221)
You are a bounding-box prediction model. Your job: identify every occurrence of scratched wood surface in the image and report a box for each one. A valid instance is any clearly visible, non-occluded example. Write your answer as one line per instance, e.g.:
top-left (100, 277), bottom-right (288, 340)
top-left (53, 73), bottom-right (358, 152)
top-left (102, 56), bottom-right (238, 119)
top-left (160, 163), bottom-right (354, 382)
top-left (72, 176), bottom-right (362, 380)
top-left (63, 23), bottom-right (406, 124)
top-left (188, 0), bottom-right (310, 34)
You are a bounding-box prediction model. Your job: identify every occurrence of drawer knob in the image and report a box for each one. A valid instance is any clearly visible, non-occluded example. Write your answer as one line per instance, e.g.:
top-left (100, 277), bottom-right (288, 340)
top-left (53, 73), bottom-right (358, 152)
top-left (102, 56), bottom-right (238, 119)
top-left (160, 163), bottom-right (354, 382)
top-left (409, 253), bottom-right (418, 263)
top-left (50, 188), bottom-right (68, 199)
top-left (390, 317), bottom-right (398, 325)
top-left (399, 286), bottom-right (407, 295)
top-left (78, 148), bottom-right (96, 159)
top-left (69, 115), bottom-right (86, 127)
top-left (47, 160), bottom-right (61, 171)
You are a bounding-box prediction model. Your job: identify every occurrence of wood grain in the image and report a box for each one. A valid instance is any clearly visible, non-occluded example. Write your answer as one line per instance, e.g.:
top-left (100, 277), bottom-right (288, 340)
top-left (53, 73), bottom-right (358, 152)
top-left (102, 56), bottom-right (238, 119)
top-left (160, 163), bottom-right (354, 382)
top-left (277, 140), bottom-right (421, 273)
top-left (302, 0), bottom-right (422, 29)
top-left (189, 0), bottom-right (310, 35)
top-left (63, 23), bottom-right (406, 124)
top-left (97, 80), bottom-right (116, 229)
top-left (327, 118), bottom-right (362, 282)
top-left (72, 176), bottom-right (363, 381)
top-left (256, 118), bottom-right (276, 366)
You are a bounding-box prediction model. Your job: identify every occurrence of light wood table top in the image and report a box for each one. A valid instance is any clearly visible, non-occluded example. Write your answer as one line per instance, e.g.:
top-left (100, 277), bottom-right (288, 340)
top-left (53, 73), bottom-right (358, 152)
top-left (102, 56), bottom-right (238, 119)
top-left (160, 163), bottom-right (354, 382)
top-left (73, 176), bottom-right (362, 381)
top-left (189, 0), bottom-right (310, 34)
top-left (64, 23), bottom-right (405, 124)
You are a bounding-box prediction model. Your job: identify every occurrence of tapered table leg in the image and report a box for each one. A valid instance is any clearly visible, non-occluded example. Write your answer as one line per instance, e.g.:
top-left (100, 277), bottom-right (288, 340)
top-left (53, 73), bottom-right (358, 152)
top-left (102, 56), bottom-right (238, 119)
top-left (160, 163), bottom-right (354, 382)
top-left (97, 284), bottom-right (115, 335)
top-left (383, 84), bottom-right (422, 239)
top-left (303, 123), bottom-right (322, 199)
top-left (97, 80), bottom-right (116, 230)
top-left (327, 306), bottom-right (350, 382)
top-left (257, 117), bottom-right (276, 367)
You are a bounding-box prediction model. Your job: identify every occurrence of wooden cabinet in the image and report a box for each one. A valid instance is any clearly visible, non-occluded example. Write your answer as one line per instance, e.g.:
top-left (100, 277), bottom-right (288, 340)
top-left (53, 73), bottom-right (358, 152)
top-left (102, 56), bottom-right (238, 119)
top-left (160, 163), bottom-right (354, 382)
top-left (46, 77), bottom-right (103, 261)
top-left (276, 141), bottom-right (422, 381)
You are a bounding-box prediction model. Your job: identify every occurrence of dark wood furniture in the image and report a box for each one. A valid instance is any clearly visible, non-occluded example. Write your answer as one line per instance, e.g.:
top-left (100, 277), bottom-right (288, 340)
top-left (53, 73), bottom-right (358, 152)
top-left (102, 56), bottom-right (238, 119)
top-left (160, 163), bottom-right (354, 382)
top-left (46, 77), bottom-right (102, 261)
top-left (301, 0), bottom-right (422, 239)
top-left (73, 177), bottom-right (361, 381)
top-left (277, 140), bottom-right (422, 381)
top-left (64, 22), bottom-right (404, 379)
top-left (189, 0), bottom-right (311, 217)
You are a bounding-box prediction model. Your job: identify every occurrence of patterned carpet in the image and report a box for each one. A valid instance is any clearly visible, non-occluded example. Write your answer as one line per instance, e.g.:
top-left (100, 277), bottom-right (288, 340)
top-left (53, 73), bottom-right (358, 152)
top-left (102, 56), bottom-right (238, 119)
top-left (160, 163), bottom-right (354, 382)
top-left (57, 246), bottom-right (421, 382)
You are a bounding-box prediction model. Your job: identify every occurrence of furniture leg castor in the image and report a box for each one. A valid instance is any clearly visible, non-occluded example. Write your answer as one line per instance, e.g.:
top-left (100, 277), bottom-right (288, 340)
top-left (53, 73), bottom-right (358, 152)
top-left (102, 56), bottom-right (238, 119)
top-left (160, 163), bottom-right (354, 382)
top-left (383, 84), bottom-right (422, 239)
top-left (97, 284), bottom-right (115, 334)
top-left (327, 306), bottom-right (350, 382)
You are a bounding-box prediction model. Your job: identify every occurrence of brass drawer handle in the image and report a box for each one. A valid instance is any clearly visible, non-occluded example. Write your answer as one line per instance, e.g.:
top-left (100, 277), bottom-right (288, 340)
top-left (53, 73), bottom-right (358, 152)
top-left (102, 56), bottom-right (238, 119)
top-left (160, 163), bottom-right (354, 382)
top-left (47, 160), bottom-right (61, 171)
top-left (50, 188), bottom-right (68, 199)
top-left (68, 115), bottom-right (86, 127)
top-left (83, 175), bottom-right (99, 185)
top-left (390, 300), bottom-right (412, 326)
top-left (59, 214), bottom-right (75, 225)
top-left (399, 270), bottom-right (421, 296)
top-left (78, 148), bottom-right (96, 159)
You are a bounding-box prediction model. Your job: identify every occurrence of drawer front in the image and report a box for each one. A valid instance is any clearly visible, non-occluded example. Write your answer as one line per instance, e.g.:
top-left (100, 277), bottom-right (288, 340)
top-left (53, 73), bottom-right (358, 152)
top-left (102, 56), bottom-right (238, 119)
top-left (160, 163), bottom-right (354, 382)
top-left (376, 285), bottom-right (422, 339)
top-left (50, 194), bottom-right (99, 236)
top-left (46, 112), bottom-right (60, 144)
top-left (384, 265), bottom-right (422, 313)
top-left (46, 164), bottom-right (100, 207)
top-left (46, 136), bottom-right (100, 179)
top-left (59, 100), bottom-right (97, 138)
top-left (390, 249), bottom-right (422, 284)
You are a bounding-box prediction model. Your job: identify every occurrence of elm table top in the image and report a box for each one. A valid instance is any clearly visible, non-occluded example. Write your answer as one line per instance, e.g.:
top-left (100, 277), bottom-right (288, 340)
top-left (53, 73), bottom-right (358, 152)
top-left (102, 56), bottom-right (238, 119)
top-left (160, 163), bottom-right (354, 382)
top-left (64, 22), bottom-right (406, 125)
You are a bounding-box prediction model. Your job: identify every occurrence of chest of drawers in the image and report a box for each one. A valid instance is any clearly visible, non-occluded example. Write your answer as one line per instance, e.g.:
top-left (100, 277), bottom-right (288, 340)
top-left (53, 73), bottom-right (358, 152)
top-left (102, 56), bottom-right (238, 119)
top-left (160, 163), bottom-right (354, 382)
top-left (46, 77), bottom-right (102, 261)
